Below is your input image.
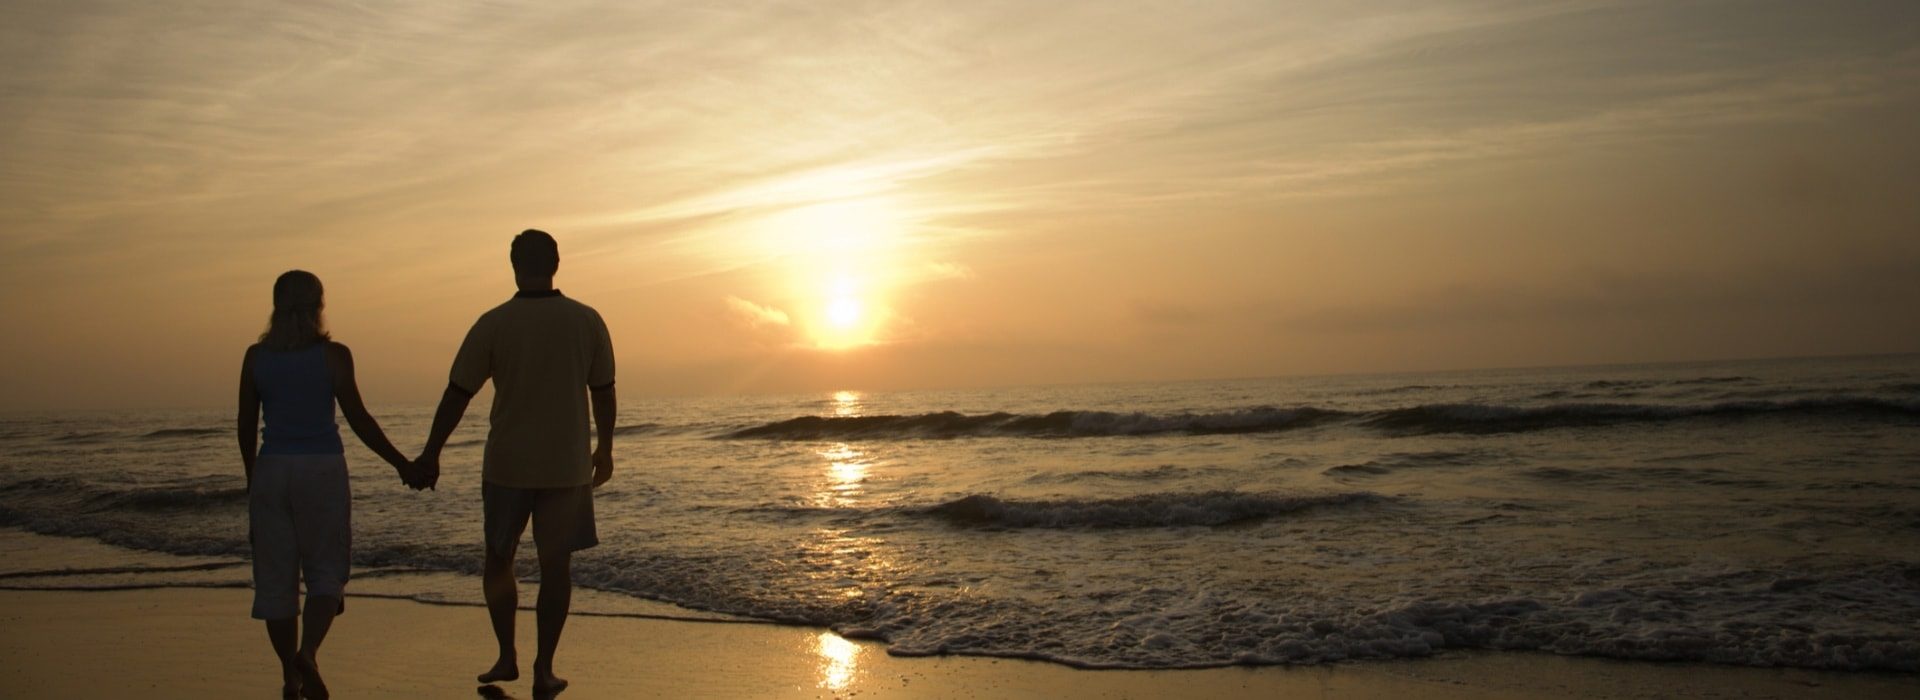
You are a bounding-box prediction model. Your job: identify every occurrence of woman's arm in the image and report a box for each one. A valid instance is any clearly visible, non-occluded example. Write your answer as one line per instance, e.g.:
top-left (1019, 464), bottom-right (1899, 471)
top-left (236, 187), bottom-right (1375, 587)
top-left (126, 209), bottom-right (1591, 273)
top-left (237, 345), bottom-right (261, 485)
top-left (324, 342), bottom-right (411, 476)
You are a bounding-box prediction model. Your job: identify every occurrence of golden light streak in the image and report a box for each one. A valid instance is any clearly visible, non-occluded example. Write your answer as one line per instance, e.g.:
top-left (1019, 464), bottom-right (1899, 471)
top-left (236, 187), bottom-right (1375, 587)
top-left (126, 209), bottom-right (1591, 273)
top-left (814, 442), bottom-right (869, 508)
top-left (815, 631), bottom-right (863, 691)
top-left (832, 390), bottom-right (863, 417)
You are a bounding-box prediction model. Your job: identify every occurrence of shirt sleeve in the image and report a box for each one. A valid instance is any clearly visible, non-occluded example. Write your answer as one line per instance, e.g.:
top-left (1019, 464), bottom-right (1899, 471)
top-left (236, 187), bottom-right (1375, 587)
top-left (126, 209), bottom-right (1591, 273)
top-left (448, 316), bottom-right (493, 395)
top-left (587, 309), bottom-right (615, 389)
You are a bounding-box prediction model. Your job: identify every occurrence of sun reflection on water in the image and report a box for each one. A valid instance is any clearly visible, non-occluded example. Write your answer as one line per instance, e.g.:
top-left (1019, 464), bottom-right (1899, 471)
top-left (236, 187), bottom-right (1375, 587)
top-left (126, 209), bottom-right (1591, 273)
top-left (831, 390), bottom-right (862, 416)
top-left (800, 402), bottom-right (906, 633)
top-left (813, 442), bottom-right (870, 508)
top-left (814, 631), bottom-right (863, 690)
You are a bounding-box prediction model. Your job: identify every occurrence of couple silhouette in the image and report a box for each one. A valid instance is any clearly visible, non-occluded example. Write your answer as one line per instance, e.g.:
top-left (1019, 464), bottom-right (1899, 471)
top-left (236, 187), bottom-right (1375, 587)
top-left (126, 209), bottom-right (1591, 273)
top-left (238, 230), bottom-right (617, 698)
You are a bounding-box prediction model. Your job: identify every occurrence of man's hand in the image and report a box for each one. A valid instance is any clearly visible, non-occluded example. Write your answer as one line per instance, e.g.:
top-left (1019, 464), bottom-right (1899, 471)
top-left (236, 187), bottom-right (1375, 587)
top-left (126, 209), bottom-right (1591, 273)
top-left (591, 446), bottom-right (614, 488)
top-left (412, 453), bottom-right (442, 491)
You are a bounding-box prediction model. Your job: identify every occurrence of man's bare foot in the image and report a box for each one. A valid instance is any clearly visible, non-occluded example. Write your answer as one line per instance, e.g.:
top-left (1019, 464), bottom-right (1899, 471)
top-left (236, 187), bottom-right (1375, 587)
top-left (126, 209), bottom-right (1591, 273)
top-left (294, 654), bottom-right (328, 700)
top-left (476, 656), bottom-right (519, 684)
top-left (532, 666), bottom-right (569, 697)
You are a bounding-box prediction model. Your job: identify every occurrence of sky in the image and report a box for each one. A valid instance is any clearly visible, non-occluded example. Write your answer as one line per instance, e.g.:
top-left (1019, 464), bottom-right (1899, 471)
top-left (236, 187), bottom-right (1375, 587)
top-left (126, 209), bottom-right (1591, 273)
top-left (1, 0), bottom-right (1917, 410)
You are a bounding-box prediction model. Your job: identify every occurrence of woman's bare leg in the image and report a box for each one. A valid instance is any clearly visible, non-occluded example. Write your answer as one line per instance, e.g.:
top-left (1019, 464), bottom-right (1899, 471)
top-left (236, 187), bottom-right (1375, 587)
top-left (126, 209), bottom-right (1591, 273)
top-left (267, 617), bottom-right (300, 696)
top-left (294, 594), bottom-right (339, 699)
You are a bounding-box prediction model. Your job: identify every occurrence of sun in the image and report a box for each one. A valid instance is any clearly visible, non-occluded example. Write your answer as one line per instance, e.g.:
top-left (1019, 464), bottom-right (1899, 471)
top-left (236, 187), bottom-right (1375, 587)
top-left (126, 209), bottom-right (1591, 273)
top-left (739, 194), bottom-right (915, 350)
top-left (809, 275), bottom-right (880, 350)
top-left (826, 296), bottom-right (862, 329)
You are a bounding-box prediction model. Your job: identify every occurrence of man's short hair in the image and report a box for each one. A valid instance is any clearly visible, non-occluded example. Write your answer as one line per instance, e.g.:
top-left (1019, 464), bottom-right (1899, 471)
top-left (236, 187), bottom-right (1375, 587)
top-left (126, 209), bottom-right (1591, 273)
top-left (511, 229), bottom-right (560, 276)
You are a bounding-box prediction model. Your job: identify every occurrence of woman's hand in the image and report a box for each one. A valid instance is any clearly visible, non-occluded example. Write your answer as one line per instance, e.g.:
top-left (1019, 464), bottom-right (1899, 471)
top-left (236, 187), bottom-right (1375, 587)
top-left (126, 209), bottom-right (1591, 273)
top-left (408, 453), bottom-right (441, 491)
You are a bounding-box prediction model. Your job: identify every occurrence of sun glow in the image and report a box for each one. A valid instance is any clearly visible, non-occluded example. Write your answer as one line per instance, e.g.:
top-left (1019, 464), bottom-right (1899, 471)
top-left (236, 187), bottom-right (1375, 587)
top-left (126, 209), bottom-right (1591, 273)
top-left (751, 196), bottom-right (909, 350)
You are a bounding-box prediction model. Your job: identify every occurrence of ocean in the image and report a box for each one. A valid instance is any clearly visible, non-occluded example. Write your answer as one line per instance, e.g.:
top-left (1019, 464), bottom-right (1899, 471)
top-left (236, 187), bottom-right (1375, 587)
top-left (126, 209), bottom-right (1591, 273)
top-left (2, 354), bottom-right (1918, 671)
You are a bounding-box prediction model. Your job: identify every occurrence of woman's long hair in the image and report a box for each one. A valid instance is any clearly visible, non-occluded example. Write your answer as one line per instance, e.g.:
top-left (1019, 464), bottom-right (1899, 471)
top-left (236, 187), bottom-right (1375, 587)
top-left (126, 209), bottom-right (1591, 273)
top-left (258, 270), bottom-right (331, 351)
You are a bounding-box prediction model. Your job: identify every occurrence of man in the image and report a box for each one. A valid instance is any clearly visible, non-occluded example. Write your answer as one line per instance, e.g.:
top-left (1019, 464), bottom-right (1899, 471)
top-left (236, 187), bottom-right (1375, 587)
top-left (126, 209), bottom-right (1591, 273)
top-left (415, 229), bottom-right (616, 696)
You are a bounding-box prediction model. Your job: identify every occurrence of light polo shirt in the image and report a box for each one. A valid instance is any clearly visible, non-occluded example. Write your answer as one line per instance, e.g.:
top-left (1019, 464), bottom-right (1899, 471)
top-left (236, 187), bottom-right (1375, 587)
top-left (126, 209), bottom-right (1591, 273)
top-left (449, 289), bottom-right (615, 488)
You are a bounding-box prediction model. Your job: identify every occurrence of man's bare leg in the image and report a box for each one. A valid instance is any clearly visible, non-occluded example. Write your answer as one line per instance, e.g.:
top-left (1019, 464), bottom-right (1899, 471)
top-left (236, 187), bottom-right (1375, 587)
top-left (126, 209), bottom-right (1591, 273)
top-left (532, 547), bottom-right (572, 695)
top-left (478, 548), bottom-right (520, 683)
top-left (266, 617), bottom-right (300, 697)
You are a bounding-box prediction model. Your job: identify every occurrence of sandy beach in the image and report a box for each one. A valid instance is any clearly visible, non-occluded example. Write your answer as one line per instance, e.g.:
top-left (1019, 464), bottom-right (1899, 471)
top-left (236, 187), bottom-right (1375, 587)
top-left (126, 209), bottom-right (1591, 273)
top-left (0, 583), bottom-right (1914, 699)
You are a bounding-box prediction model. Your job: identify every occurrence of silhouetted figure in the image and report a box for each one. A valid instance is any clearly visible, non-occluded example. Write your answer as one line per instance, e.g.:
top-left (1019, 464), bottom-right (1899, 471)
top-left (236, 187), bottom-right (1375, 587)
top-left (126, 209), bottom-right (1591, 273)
top-left (415, 230), bottom-right (618, 697)
top-left (238, 270), bottom-right (413, 699)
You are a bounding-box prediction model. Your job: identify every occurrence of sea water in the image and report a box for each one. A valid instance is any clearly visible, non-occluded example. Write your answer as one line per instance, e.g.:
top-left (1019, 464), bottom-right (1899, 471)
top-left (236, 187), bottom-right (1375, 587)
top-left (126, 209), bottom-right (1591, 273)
top-left (2, 354), bottom-right (1918, 670)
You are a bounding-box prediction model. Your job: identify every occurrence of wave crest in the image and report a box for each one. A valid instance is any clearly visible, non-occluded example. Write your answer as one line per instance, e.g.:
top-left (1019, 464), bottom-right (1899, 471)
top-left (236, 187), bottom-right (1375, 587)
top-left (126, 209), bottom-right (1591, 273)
top-left (722, 396), bottom-right (1919, 440)
top-left (141, 428), bottom-right (224, 439)
top-left (1363, 397), bottom-right (1919, 434)
top-left (923, 490), bottom-right (1380, 528)
top-left (724, 408), bottom-right (1338, 440)
top-left (91, 486), bottom-right (248, 511)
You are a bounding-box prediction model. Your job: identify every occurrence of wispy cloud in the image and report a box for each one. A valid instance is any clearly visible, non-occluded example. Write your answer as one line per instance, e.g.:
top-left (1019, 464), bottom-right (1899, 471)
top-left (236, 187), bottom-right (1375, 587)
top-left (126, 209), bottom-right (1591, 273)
top-left (725, 295), bottom-right (790, 328)
top-left (10, 0), bottom-right (1911, 255)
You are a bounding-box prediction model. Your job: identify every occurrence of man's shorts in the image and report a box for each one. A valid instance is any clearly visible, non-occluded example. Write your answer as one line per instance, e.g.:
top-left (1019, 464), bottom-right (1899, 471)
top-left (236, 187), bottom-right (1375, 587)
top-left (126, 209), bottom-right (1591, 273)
top-left (483, 481), bottom-right (598, 558)
top-left (249, 453), bottom-right (351, 620)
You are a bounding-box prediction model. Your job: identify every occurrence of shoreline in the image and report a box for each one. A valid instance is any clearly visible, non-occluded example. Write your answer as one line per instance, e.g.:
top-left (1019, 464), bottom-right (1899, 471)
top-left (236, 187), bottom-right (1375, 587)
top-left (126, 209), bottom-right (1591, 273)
top-left (4, 586), bottom-right (1917, 699)
top-left (2, 527), bottom-right (1919, 698)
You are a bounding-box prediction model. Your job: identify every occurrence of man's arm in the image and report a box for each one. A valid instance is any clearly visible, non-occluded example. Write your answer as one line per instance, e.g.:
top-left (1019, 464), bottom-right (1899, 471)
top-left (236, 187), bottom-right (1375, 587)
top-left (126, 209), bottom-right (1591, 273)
top-left (586, 308), bottom-right (616, 488)
top-left (420, 315), bottom-right (491, 490)
top-left (415, 385), bottom-right (473, 490)
top-left (590, 384), bottom-right (615, 487)
top-left (236, 345), bottom-right (260, 486)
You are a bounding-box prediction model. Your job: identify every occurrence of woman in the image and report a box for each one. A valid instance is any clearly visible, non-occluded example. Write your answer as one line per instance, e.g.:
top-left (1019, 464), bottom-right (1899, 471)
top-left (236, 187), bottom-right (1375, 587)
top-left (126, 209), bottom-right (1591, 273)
top-left (236, 270), bottom-right (412, 699)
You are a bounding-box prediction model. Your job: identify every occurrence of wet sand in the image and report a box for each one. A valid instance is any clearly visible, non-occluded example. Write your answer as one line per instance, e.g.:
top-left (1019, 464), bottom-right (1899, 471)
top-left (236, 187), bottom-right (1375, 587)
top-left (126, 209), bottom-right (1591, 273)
top-left (2, 586), bottom-right (1916, 699)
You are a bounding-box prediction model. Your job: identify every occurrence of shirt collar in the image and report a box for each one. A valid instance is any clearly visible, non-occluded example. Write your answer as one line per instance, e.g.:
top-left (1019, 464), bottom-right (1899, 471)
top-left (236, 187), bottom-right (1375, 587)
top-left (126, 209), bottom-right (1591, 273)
top-left (513, 288), bottom-right (563, 299)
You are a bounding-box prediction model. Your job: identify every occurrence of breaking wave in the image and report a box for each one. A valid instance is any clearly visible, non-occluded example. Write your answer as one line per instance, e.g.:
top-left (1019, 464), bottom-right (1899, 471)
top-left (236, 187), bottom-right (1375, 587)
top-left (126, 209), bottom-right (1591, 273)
top-left (723, 396), bottom-right (1920, 440)
top-left (1358, 396), bottom-right (1919, 434)
top-left (723, 408), bottom-right (1339, 439)
top-left (141, 428), bottom-right (224, 439)
top-left (0, 477), bottom-right (247, 515)
top-left (921, 490), bottom-right (1382, 528)
top-left (91, 486), bottom-right (248, 511)
top-left (1322, 450), bottom-right (1487, 477)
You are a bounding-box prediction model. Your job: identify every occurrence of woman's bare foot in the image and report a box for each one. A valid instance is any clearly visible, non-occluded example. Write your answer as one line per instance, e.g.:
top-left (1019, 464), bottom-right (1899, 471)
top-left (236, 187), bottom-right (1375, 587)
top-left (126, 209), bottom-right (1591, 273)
top-left (531, 666), bottom-right (569, 697)
top-left (294, 654), bottom-right (328, 699)
top-left (476, 656), bottom-right (519, 684)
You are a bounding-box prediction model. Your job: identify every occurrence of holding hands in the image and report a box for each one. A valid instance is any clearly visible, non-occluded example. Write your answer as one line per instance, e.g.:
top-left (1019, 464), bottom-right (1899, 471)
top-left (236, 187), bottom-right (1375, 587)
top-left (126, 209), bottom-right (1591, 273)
top-left (398, 452), bottom-right (440, 491)
top-left (400, 447), bottom-right (604, 490)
